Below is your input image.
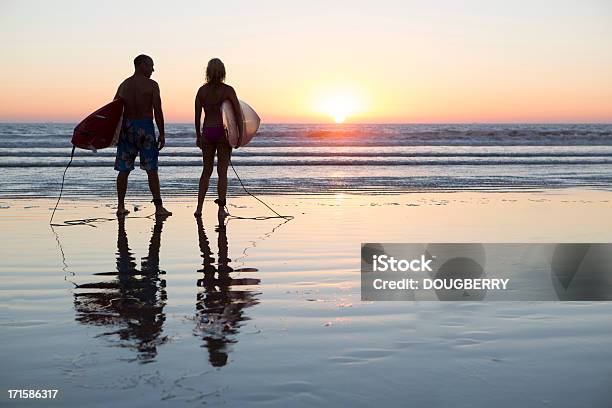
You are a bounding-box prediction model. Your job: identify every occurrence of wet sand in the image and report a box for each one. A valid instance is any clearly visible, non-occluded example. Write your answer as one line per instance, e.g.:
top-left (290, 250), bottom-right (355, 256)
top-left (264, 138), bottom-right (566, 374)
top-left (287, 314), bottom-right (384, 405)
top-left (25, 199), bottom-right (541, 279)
top-left (1, 190), bottom-right (612, 407)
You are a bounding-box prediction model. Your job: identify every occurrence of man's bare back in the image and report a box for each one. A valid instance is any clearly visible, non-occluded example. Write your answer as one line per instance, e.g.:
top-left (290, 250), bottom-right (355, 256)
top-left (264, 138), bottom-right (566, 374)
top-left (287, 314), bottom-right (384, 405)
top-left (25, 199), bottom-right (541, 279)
top-left (114, 55), bottom-right (165, 149)
top-left (116, 75), bottom-right (158, 120)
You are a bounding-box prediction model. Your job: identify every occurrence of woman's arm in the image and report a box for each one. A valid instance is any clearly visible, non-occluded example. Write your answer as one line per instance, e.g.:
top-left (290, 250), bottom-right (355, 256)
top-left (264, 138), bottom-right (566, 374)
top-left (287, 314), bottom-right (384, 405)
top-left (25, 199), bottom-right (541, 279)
top-left (195, 89), bottom-right (203, 147)
top-left (228, 86), bottom-right (244, 146)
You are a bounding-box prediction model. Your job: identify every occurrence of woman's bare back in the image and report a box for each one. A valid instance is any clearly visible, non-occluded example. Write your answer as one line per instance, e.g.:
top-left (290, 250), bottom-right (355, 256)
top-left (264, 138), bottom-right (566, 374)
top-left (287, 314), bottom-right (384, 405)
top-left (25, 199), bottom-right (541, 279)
top-left (197, 83), bottom-right (231, 127)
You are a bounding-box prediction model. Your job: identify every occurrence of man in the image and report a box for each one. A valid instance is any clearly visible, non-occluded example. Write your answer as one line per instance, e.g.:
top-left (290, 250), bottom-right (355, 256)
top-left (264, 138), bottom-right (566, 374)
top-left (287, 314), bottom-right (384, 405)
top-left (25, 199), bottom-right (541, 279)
top-left (114, 54), bottom-right (172, 217)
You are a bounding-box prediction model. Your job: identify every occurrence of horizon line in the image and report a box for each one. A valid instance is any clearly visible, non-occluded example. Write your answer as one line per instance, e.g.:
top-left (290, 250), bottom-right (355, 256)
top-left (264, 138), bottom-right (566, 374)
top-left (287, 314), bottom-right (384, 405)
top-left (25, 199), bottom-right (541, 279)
top-left (1, 121), bottom-right (611, 126)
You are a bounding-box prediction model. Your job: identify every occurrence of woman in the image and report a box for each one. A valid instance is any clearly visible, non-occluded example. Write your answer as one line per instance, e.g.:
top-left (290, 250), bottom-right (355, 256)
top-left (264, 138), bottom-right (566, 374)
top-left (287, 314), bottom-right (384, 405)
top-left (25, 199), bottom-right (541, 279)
top-left (194, 58), bottom-right (244, 217)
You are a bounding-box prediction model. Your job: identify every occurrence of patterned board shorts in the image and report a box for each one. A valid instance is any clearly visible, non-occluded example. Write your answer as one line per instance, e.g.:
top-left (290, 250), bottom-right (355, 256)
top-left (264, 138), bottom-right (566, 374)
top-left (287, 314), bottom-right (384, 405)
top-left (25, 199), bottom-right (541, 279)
top-left (114, 118), bottom-right (159, 172)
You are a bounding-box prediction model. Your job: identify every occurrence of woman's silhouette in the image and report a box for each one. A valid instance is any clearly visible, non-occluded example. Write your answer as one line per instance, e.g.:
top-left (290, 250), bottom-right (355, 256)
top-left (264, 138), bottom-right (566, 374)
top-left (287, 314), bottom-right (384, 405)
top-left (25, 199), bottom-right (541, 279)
top-left (194, 58), bottom-right (244, 217)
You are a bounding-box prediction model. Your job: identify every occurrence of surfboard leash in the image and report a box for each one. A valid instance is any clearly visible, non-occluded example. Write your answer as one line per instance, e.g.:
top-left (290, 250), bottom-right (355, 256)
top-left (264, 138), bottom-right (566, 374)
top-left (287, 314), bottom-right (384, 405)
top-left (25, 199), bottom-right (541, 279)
top-left (227, 156), bottom-right (294, 221)
top-left (49, 145), bottom-right (157, 227)
top-left (51, 143), bottom-right (292, 223)
top-left (50, 145), bottom-right (76, 225)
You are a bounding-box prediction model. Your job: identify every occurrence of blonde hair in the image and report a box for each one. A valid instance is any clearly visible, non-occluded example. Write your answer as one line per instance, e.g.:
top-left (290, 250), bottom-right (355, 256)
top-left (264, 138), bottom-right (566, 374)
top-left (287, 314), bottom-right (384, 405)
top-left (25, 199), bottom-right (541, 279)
top-left (205, 58), bottom-right (226, 84)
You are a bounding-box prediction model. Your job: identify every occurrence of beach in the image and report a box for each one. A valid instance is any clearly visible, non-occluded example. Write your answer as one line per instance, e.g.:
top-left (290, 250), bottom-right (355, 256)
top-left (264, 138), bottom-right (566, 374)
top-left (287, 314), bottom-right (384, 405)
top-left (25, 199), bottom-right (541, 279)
top-left (1, 190), bottom-right (612, 407)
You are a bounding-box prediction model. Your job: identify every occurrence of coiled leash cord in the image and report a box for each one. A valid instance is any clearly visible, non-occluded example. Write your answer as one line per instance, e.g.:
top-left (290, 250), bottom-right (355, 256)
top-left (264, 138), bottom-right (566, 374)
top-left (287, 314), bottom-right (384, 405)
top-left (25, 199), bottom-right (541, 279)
top-left (225, 157), bottom-right (294, 221)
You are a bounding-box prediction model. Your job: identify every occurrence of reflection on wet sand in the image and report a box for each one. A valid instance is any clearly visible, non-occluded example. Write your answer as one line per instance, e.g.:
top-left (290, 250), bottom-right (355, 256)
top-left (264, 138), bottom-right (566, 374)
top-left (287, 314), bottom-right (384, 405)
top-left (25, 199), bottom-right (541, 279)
top-left (73, 216), bottom-right (169, 363)
top-left (195, 214), bottom-right (260, 367)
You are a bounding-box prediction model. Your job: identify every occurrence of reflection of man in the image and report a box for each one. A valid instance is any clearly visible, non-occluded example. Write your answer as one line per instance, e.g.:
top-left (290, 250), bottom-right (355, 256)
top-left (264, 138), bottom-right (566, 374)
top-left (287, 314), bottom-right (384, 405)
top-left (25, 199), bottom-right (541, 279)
top-left (195, 215), bottom-right (260, 367)
top-left (114, 54), bottom-right (172, 217)
top-left (73, 215), bottom-right (169, 362)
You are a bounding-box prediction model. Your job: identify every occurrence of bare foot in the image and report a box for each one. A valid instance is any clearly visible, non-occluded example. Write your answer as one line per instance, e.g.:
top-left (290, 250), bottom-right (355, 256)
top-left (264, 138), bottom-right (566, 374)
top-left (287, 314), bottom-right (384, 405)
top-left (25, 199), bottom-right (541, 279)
top-left (116, 207), bottom-right (130, 217)
top-left (155, 206), bottom-right (173, 216)
top-left (218, 206), bottom-right (229, 218)
top-left (217, 210), bottom-right (228, 227)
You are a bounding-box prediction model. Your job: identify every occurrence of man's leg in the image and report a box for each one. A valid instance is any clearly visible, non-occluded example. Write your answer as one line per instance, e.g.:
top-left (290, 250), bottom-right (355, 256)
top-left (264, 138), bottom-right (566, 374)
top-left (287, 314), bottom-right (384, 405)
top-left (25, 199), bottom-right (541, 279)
top-left (139, 120), bottom-right (171, 217)
top-left (116, 171), bottom-right (130, 216)
top-left (146, 170), bottom-right (172, 216)
top-left (115, 134), bottom-right (135, 216)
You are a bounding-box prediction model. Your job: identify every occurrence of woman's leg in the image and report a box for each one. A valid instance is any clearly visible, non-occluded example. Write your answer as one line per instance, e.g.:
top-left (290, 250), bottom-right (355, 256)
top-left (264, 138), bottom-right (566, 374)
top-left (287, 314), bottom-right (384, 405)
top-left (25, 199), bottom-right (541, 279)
top-left (195, 144), bottom-right (216, 216)
top-left (216, 142), bottom-right (232, 204)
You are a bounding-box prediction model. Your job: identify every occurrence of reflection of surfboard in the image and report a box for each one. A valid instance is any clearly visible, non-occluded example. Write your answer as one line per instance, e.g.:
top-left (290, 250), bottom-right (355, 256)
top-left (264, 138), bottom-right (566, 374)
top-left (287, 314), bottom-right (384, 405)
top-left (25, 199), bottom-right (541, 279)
top-left (72, 99), bottom-right (124, 151)
top-left (221, 100), bottom-right (260, 148)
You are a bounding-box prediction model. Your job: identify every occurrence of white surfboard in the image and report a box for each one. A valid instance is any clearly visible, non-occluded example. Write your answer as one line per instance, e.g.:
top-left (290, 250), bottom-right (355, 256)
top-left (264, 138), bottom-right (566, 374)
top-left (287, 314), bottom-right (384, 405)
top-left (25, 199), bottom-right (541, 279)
top-left (221, 100), bottom-right (261, 148)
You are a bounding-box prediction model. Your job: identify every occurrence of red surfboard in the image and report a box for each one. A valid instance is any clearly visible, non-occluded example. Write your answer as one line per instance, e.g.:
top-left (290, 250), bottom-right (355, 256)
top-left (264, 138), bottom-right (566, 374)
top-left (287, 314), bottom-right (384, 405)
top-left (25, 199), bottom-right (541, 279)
top-left (72, 99), bottom-right (124, 151)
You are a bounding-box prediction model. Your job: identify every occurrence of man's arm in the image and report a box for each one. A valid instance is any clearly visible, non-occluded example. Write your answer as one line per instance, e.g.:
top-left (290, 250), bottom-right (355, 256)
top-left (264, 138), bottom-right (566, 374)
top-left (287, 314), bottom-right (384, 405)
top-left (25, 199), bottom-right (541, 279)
top-left (113, 83), bottom-right (123, 101)
top-left (195, 90), bottom-right (202, 148)
top-left (152, 82), bottom-right (165, 150)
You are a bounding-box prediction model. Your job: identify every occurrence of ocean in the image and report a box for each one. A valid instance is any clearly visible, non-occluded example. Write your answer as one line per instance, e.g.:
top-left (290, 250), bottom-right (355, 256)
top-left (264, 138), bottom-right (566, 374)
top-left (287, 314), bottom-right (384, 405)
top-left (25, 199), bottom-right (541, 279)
top-left (1, 123), bottom-right (611, 198)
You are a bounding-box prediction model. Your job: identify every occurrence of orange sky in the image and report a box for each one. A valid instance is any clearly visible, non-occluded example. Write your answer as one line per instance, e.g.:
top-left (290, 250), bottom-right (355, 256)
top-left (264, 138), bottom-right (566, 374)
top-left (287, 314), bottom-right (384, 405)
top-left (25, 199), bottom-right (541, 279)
top-left (1, 0), bottom-right (611, 123)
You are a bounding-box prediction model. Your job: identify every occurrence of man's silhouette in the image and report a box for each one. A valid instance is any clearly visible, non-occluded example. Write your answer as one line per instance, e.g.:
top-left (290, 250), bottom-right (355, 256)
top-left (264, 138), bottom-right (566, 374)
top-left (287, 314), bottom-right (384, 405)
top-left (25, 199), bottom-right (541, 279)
top-left (114, 54), bottom-right (172, 217)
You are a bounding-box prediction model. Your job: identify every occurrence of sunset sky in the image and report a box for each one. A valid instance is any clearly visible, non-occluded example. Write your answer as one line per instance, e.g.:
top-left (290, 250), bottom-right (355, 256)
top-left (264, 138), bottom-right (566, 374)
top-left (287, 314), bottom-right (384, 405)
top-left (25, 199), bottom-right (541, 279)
top-left (1, 0), bottom-right (611, 123)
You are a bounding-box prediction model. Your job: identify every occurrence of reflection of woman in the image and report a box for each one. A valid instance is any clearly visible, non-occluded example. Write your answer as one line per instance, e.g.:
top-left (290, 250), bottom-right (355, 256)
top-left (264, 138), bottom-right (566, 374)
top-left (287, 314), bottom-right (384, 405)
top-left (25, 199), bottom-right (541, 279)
top-left (194, 58), bottom-right (244, 218)
top-left (195, 216), bottom-right (259, 367)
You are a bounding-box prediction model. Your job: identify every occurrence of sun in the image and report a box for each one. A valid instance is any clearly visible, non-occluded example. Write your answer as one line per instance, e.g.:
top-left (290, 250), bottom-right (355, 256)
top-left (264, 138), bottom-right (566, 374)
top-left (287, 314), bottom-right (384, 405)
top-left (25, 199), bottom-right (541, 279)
top-left (316, 89), bottom-right (363, 124)
top-left (323, 98), bottom-right (352, 124)
top-left (334, 113), bottom-right (346, 124)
